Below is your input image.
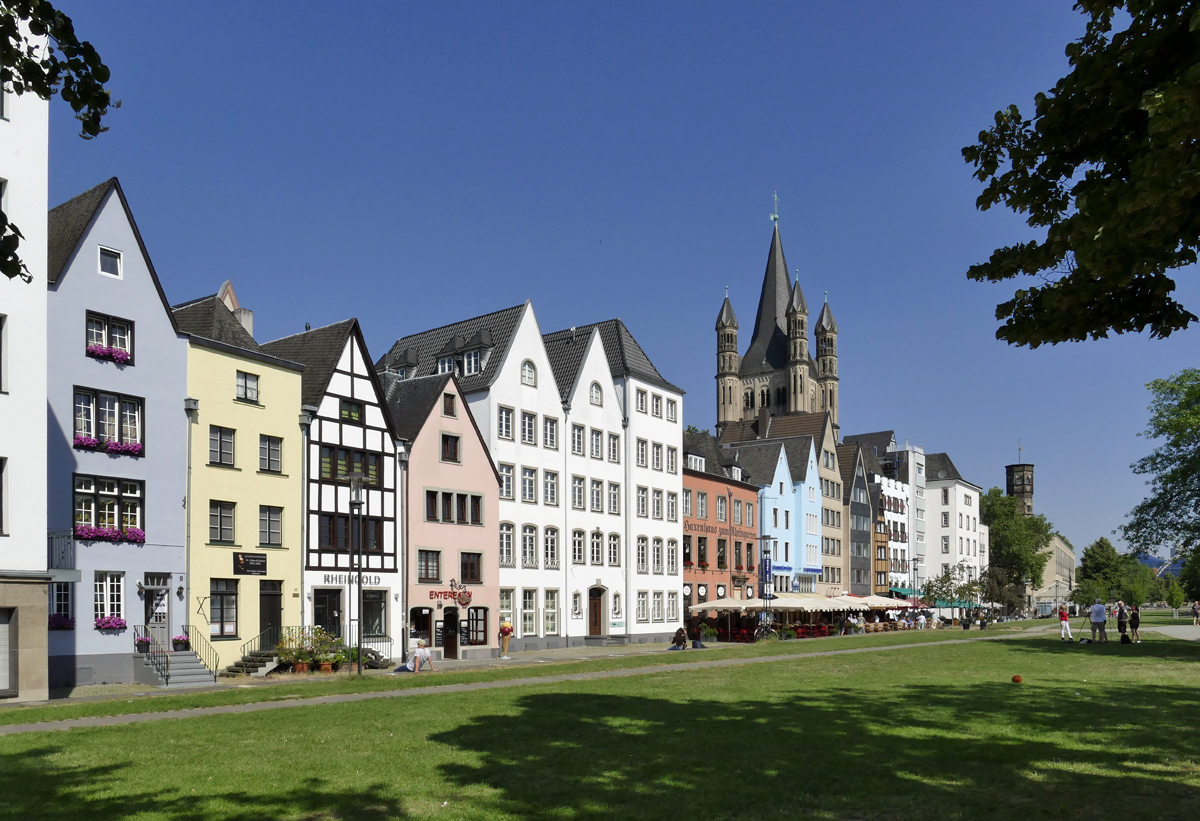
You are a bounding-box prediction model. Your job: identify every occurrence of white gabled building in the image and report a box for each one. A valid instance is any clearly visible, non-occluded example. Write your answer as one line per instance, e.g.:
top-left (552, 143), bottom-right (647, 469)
top-left (0, 64), bottom-right (50, 702)
top-left (925, 452), bottom-right (986, 587)
top-left (377, 303), bottom-right (684, 650)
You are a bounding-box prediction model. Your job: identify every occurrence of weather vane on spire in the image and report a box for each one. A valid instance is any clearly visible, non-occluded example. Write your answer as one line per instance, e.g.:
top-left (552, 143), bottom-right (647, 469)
top-left (770, 191), bottom-right (778, 224)
top-left (725, 285), bottom-right (729, 298)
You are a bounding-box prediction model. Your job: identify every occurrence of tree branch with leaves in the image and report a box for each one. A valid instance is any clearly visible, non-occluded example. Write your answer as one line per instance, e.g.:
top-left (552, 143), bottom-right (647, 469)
top-left (963, 0), bottom-right (1200, 347)
top-left (1, 0), bottom-right (115, 281)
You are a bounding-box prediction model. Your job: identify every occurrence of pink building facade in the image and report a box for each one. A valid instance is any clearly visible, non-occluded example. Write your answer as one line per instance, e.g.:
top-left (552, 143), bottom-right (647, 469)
top-left (382, 372), bottom-right (500, 660)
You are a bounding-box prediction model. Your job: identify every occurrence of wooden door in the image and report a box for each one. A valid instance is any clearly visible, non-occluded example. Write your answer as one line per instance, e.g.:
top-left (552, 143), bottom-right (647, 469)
top-left (588, 589), bottom-right (603, 636)
top-left (443, 609), bottom-right (459, 659)
top-left (259, 581), bottom-right (282, 646)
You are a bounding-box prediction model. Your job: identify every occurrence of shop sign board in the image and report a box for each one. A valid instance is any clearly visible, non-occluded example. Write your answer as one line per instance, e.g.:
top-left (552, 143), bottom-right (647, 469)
top-left (234, 553), bottom-right (267, 576)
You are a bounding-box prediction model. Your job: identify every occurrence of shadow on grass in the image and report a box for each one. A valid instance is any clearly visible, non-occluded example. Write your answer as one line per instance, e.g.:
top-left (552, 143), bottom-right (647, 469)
top-left (0, 747), bottom-right (409, 821)
top-left (999, 635), bottom-right (1200, 663)
top-left (431, 682), bottom-right (1200, 821)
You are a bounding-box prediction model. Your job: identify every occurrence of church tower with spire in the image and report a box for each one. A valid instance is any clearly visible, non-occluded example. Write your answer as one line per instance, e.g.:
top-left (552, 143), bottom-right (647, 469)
top-left (786, 280), bottom-right (809, 414)
top-left (715, 291), bottom-right (740, 431)
top-left (713, 217), bottom-right (843, 435)
top-left (816, 299), bottom-right (839, 426)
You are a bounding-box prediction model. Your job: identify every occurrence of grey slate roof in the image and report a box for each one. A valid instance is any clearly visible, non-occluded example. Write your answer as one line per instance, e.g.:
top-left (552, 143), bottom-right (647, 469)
top-left (541, 326), bottom-right (597, 405)
top-left (837, 443), bottom-right (860, 503)
top-left (718, 411), bottom-right (833, 454)
top-left (379, 372), bottom-right (452, 444)
top-left (817, 301), bottom-right (838, 333)
top-left (780, 435), bottom-right (814, 484)
top-left (48, 178), bottom-right (114, 284)
top-left (843, 430), bottom-right (895, 458)
top-left (49, 177), bottom-right (181, 334)
top-left (926, 452), bottom-right (967, 484)
top-left (375, 303), bottom-right (526, 394)
top-left (682, 430), bottom-right (735, 480)
top-left (788, 280), bottom-right (807, 317)
top-left (715, 295), bottom-right (738, 330)
top-left (741, 224), bottom-right (792, 377)
top-left (261, 319), bottom-right (357, 408)
top-left (725, 440), bottom-right (785, 488)
top-left (172, 295), bottom-right (263, 353)
top-left (862, 448), bottom-right (885, 478)
top-left (545, 318), bottom-right (683, 396)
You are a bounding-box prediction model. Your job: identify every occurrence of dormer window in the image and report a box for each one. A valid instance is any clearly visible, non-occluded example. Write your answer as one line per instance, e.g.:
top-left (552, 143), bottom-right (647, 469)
top-left (394, 368), bottom-right (407, 380)
top-left (687, 454), bottom-right (705, 472)
top-left (438, 356), bottom-right (455, 375)
top-left (521, 360), bottom-right (537, 386)
top-left (590, 382), bottom-right (602, 406)
top-left (463, 349), bottom-right (481, 376)
top-left (731, 466), bottom-right (743, 481)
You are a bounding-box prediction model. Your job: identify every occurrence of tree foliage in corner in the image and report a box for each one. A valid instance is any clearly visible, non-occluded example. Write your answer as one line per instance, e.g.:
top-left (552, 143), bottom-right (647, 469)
top-left (979, 487), bottom-right (1053, 589)
top-left (1121, 368), bottom-right (1200, 559)
top-left (963, 0), bottom-right (1200, 347)
top-left (1, 0), bottom-right (114, 281)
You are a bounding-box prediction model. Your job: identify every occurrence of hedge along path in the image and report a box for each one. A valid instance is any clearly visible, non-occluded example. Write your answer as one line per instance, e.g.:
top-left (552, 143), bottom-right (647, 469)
top-left (0, 632), bottom-right (1043, 737)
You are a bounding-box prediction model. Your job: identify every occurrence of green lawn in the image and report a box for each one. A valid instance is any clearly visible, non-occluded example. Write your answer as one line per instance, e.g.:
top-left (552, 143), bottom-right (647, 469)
top-left (2, 630), bottom-right (1197, 821)
top-left (0, 626), bottom-right (1037, 728)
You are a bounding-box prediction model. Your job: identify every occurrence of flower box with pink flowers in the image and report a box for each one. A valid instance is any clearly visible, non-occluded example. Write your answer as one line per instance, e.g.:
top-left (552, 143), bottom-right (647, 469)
top-left (74, 524), bottom-right (146, 543)
top-left (85, 345), bottom-right (131, 364)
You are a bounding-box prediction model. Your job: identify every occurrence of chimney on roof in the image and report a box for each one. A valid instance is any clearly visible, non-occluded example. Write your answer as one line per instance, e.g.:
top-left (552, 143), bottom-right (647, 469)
top-left (234, 307), bottom-right (253, 336)
top-left (216, 279), bottom-right (254, 336)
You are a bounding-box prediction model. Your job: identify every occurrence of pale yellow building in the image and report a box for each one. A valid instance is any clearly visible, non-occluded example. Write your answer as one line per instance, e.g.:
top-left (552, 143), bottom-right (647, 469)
top-left (173, 283), bottom-right (304, 671)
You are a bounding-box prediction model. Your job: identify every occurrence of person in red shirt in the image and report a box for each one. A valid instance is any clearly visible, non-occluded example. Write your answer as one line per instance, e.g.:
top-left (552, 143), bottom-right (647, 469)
top-left (1058, 605), bottom-right (1073, 642)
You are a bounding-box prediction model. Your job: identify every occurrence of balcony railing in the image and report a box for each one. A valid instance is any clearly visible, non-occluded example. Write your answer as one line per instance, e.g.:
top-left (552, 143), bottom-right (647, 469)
top-left (499, 554), bottom-right (515, 569)
top-left (48, 530), bottom-right (75, 569)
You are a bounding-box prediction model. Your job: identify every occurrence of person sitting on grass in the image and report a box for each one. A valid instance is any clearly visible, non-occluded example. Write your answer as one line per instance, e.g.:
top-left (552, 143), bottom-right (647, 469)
top-left (668, 627), bottom-right (687, 650)
top-left (394, 639), bottom-right (436, 673)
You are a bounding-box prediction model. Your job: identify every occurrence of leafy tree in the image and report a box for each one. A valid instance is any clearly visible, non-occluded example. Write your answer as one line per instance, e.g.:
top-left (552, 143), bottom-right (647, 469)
top-left (684, 425), bottom-right (710, 435)
top-left (980, 566), bottom-right (1023, 613)
top-left (1078, 536), bottom-right (1126, 589)
top-left (1070, 578), bottom-right (1108, 607)
top-left (979, 487), bottom-right (1052, 588)
top-left (1116, 562), bottom-right (1156, 608)
top-left (1180, 555), bottom-right (1200, 599)
top-left (1, 0), bottom-right (115, 281)
top-left (1121, 369), bottom-right (1200, 560)
top-left (1166, 575), bottom-right (1187, 613)
top-left (920, 568), bottom-right (955, 609)
top-left (963, 1), bottom-right (1200, 347)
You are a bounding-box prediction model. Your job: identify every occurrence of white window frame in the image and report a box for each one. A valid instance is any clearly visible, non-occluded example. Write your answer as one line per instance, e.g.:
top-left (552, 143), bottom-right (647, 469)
top-left (521, 360), bottom-right (537, 386)
top-left (572, 424), bottom-right (585, 455)
top-left (498, 464), bottom-right (514, 499)
top-left (98, 246), bottom-right (123, 279)
top-left (498, 407), bottom-right (513, 440)
top-left (543, 471), bottom-right (558, 506)
top-left (93, 571), bottom-right (124, 619)
top-left (572, 476), bottom-right (585, 509)
top-left (521, 468), bottom-right (537, 503)
top-left (590, 382), bottom-right (602, 406)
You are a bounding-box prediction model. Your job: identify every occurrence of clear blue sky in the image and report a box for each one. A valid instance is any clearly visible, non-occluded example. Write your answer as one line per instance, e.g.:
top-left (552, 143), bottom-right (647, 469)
top-left (49, 2), bottom-right (1198, 557)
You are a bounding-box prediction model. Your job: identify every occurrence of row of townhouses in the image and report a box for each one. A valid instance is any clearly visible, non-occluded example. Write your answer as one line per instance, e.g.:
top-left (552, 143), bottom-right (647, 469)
top-left (0, 86), bottom-right (999, 704)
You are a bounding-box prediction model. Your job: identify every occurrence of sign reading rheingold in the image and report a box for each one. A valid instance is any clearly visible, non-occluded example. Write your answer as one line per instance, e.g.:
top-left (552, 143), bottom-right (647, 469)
top-left (234, 553), bottom-right (267, 576)
top-left (321, 573), bottom-right (383, 586)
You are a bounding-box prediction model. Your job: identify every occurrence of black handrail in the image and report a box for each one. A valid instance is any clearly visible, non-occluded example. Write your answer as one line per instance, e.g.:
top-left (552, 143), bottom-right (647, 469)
top-left (181, 625), bottom-right (219, 681)
top-left (239, 625), bottom-right (282, 662)
top-left (133, 625), bottom-right (171, 684)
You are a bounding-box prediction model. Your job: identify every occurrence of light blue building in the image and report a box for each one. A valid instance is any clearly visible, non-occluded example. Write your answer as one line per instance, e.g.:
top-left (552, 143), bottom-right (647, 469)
top-left (780, 436), bottom-right (822, 591)
top-left (46, 179), bottom-right (189, 687)
top-left (728, 441), bottom-right (797, 597)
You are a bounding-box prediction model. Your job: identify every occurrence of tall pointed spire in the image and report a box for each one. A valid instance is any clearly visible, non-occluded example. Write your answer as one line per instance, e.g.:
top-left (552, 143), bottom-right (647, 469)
top-left (715, 291), bottom-right (738, 329)
top-left (741, 223), bottom-right (791, 375)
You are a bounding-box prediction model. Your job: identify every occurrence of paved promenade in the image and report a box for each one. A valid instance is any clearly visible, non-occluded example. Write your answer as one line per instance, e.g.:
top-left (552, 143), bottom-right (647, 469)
top-left (0, 632), bottom-right (1032, 737)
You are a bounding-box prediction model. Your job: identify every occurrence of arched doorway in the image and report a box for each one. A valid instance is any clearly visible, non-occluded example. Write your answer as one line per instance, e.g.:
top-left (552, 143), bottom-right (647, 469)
top-left (588, 588), bottom-right (606, 637)
top-left (443, 607), bottom-right (460, 660)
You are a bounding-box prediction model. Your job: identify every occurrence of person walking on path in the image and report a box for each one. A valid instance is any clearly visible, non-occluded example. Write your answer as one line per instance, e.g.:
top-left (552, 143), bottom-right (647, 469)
top-left (1090, 598), bottom-right (1108, 643)
top-left (1129, 605), bottom-right (1141, 643)
top-left (1192, 601), bottom-right (1199, 626)
top-left (1059, 605), bottom-right (1073, 641)
top-left (1117, 601), bottom-right (1129, 636)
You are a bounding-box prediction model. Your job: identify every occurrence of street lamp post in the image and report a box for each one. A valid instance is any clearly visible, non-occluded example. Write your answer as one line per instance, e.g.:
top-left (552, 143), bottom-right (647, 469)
top-left (349, 471), bottom-right (365, 676)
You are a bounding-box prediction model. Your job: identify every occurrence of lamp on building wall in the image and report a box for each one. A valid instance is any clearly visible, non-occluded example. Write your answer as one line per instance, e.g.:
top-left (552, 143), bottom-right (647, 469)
top-left (348, 471), bottom-right (365, 676)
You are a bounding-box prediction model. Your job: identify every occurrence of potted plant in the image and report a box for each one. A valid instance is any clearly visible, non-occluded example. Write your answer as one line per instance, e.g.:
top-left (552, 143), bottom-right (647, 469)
top-left (172, 634), bottom-right (190, 651)
top-left (700, 624), bottom-right (718, 643)
top-left (134, 636), bottom-right (152, 653)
